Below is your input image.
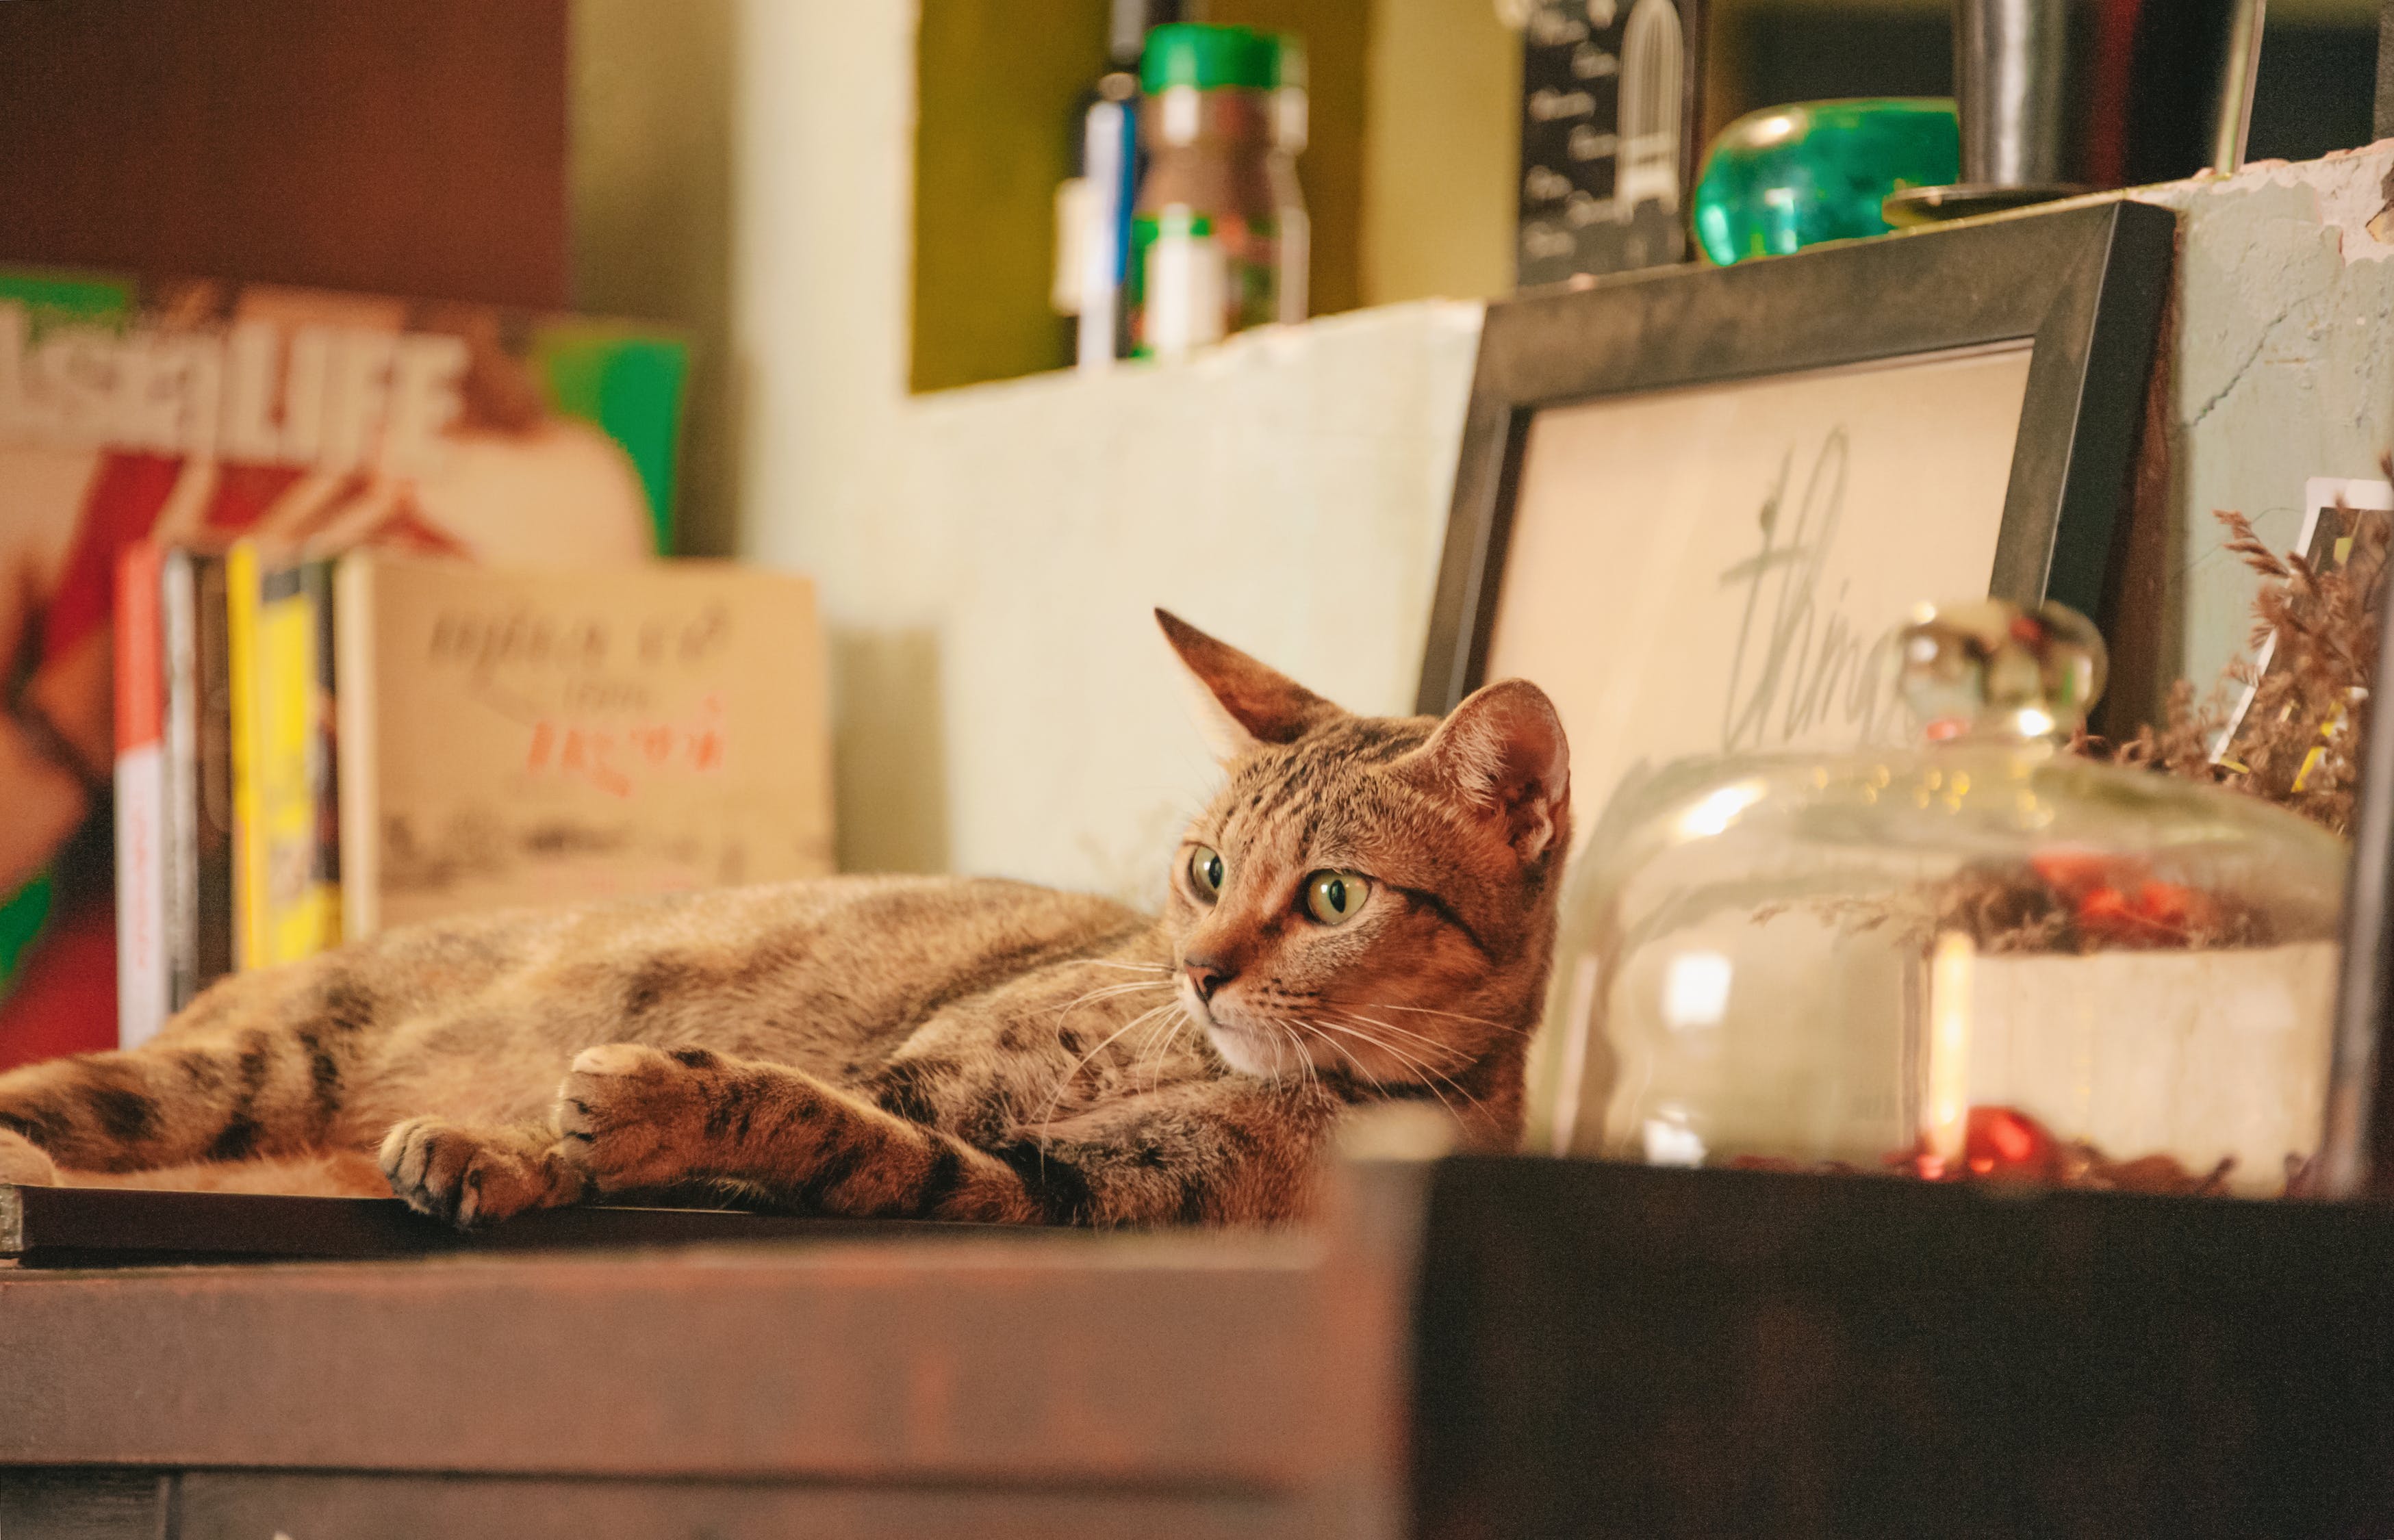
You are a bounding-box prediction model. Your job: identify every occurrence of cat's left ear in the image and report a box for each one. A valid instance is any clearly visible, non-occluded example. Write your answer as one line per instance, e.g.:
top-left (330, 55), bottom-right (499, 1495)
top-left (1400, 679), bottom-right (1570, 862)
top-left (1156, 608), bottom-right (1343, 760)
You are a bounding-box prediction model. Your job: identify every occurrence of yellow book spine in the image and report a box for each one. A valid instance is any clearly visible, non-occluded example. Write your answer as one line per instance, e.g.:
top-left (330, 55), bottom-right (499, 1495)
top-left (256, 564), bottom-right (332, 966)
top-left (224, 541), bottom-right (265, 971)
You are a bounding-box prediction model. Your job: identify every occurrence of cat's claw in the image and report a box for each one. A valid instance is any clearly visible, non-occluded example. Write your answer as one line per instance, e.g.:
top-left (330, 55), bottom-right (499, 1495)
top-left (0, 1129), bottom-right (58, 1187)
top-left (555, 1042), bottom-right (719, 1192)
top-left (377, 1116), bottom-right (584, 1229)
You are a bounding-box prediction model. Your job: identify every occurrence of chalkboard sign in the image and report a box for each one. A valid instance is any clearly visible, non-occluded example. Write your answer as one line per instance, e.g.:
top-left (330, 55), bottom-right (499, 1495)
top-left (1515, 0), bottom-right (1705, 288)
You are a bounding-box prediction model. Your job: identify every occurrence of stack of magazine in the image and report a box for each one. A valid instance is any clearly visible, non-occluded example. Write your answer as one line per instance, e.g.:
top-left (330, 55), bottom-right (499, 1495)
top-left (0, 266), bottom-right (835, 1054)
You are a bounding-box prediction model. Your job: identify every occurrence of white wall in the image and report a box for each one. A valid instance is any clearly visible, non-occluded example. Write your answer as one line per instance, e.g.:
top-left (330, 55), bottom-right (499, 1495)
top-left (733, 1), bottom-right (920, 591)
top-left (884, 305), bottom-right (1479, 907)
top-left (728, 2), bottom-right (1480, 906)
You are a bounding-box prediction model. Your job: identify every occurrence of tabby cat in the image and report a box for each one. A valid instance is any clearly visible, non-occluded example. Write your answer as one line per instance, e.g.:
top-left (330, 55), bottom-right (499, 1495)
top-left (0, 612), bottom-right (1570, 1227)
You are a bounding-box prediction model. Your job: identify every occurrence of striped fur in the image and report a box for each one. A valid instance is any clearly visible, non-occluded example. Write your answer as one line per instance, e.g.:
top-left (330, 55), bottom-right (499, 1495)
top-left (0, 613), bottom-right (1569, 1227)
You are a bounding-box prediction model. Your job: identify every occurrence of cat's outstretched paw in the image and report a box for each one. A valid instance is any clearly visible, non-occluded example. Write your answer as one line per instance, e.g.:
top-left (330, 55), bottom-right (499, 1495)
top-left (0, 1129), bottom-right (58, 1187)
top-left (555, 1043), bottom-right (723, 1192)
top-left (378, 1117), bottom-right (585, 1228)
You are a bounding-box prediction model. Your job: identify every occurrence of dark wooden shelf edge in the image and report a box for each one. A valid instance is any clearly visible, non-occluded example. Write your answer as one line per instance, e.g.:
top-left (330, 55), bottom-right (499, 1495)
top-left (0, 1183), bottom-right (998, 1266)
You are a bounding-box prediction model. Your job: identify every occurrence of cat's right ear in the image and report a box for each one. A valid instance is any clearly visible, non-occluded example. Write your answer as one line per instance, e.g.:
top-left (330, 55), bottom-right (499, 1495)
top-left (1156, 608), bottom-right (1341, 760)
top-left (1397, 678), bottom-right (1570, 863)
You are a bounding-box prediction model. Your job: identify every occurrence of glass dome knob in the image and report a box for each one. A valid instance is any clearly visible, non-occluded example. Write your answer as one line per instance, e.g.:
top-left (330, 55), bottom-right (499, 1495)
top-left (1897, 598), bottom-right (2107, 743)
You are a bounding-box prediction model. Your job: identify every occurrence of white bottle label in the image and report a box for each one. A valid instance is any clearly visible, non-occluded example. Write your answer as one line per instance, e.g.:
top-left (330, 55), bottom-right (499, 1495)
top-left (1146, 231), bottom-right (1227, 360)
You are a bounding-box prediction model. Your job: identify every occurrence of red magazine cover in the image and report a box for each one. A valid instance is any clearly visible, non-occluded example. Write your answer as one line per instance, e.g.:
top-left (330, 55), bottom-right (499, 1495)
top-left (0, 268), bottom-right (688, 1069)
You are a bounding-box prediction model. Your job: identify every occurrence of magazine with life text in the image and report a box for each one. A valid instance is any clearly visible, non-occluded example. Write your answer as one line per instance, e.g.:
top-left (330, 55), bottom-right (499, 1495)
top-left (0, 265), bottom-right (689, 1066)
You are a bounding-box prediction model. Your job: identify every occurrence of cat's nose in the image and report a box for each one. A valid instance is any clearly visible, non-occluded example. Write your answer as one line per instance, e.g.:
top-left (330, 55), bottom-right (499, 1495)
top-left (1182, 953), bottom-right (1235, 1002)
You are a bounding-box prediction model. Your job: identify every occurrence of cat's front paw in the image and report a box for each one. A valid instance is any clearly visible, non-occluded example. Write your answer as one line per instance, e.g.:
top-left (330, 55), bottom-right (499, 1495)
top-left (0, 1129), bottom-right (58, 1187)
top-left (378, 1117), bottom-right (585, 1228)
top-left (554, 1044), bottom-right (722, 1192)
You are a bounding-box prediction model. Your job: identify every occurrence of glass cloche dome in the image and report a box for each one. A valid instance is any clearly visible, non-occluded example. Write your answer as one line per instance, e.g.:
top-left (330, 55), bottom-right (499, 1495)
top-left (1531, 600), bottom-right (2350, 1196)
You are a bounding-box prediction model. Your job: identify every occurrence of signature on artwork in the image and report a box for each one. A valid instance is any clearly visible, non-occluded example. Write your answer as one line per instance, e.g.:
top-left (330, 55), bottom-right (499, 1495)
top-left (1717, 426), bottom-right (1895, 753)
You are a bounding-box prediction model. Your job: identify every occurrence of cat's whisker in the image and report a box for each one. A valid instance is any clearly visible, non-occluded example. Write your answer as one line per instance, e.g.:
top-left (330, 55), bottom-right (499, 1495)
top-left (1037, 999), bottom-right (1180, 1138)
top-left (1305, 1017), bottom-right (1481, 1123)
top-left (1054, 983), bottom-right (1171, 1014)
top-left (1065, 979), bottom-right (1174, 1003)
top-left (1273, 1018), bottom-right (1323, 1088)
top-left (1327, 1012), bottom-right (1498, 1082)
top-left (1296, 1018), bottom-right (1328, 1087)
top-left (1343, 1001), bottom-right (1529, 1035)
top-left (1311, 1026), bottom-right (1467, 1125)
top-left (1311, 1022), bottom-right (1452, 1087)
top-left (1133, 1005), bottom-right (1190, 1092)
top-left (1097, 1000), bottom-right (1184, 1078)
top-left (1303, 1019), bottom-right (1375, 1085)
top-left (1036, 999), bottom-right (1187, 1154)
top-left (1134, 1010), bottom-right (1182, 1096)
top-left (1283, 1020), bottom-right (1321, 1092)
top-left (1255, 1018), bottom-right (1293, 1092)
top-left (1328, 1022), bottom-right (1481, 1103)
top-left (1323, 1008), bottom-right (1471, 1063)
top-left (1261, 1017), bottom-right (1299, 1081)
top-left (1082, 960), bottom-right (1171, 973)
top-left (1272, 1023), bottom-right (1312, 1088)
top-left (1049, 979), bottom-right (1172, 1022)
top-left (1262, 1018), bottom-right (1308, 1091)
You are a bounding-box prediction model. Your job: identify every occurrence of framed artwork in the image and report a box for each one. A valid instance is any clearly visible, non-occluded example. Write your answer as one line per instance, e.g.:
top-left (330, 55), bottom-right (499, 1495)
top-left (1418, 200), bottom-right (2175, 847)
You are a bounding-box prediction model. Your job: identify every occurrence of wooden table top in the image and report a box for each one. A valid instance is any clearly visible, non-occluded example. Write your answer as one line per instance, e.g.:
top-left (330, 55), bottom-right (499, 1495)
top-left (11, 1155), bottom-right (2394, 1539)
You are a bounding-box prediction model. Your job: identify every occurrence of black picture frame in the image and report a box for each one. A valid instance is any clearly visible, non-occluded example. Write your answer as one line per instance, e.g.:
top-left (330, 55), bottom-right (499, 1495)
top-left (1415, 200), bottom-right (2177, 723)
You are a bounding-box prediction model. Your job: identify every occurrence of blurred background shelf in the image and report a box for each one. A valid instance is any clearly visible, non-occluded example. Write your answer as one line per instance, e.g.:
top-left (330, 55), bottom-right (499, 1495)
top-left (3, 0), bottom-right (2390, 911)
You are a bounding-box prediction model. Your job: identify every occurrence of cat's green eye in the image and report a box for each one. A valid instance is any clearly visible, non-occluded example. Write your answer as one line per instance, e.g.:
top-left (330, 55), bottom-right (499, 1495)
top-left (1303, 870), bottom-right (1371, 926)
top-left (1188, 845), bottom-right (1225, 901)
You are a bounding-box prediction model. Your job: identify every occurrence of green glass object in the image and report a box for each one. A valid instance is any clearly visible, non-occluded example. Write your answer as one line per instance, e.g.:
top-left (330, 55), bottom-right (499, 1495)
top-left (1692, 99), bottom-right (1959, 267)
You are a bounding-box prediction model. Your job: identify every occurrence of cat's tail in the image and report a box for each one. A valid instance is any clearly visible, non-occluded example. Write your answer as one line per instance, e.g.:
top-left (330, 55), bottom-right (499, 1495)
top-left (0, 953), bottom-right (383, 1175)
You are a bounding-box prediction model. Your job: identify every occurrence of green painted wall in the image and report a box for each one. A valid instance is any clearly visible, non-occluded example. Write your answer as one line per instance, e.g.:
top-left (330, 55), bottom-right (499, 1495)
top-left (911, 0), bottom-right (1110, 394)
top-left (911, 0), bottom-right (1381, 394)
top-left (569, 0), bottom-right (737, 554)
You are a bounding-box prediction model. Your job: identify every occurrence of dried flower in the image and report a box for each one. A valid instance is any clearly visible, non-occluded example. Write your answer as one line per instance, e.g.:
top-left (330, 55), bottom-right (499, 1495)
top-left (2074, 453), bottom-right (2393, 838)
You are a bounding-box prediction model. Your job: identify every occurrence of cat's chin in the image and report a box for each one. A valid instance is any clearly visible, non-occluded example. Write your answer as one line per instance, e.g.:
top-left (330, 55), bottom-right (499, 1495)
top-left (1181, 982), bottom-right (1331, 1080)
top-left (1202, 1017), bottom-right (1310, 1079)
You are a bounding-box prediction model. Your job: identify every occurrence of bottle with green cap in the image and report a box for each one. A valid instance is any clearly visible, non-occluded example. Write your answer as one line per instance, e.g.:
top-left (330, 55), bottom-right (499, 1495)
top-left (1128, 23), bottom-right (1285, 360)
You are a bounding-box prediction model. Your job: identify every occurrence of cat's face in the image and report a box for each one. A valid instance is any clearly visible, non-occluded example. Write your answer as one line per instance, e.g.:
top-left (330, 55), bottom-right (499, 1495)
top-left (1154, 611), bottom-right (1570, 1107)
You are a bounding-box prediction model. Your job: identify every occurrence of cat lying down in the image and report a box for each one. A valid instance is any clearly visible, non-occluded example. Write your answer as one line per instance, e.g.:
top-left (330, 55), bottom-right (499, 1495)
top-left (0, 612), bottom-right (1570, 1227)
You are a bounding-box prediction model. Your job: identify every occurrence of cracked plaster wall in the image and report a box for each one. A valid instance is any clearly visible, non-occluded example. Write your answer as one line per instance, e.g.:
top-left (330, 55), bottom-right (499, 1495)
top-left (2131, 143), bottom-right (2394, 715)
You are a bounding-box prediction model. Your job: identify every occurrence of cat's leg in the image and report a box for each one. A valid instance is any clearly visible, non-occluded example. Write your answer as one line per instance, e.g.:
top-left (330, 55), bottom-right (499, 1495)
top-left (555, 1044), bottom-right (1045, 1222)
top-left (983, 1077), bottom-right (1345, 1224)
top-left (555, 1044), bottom-right (1336, 1225)
top-left (377, 1118), bottom-right (589, 1227)
top-left (0, 960), bottom-right (377, 1177)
